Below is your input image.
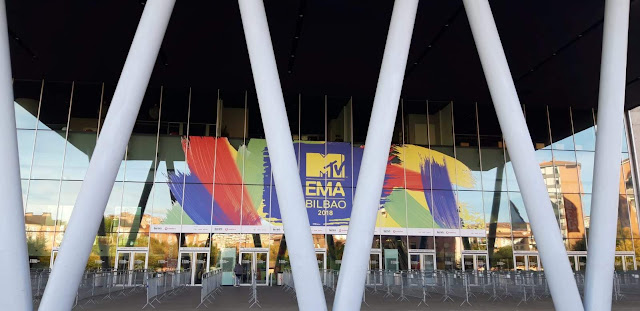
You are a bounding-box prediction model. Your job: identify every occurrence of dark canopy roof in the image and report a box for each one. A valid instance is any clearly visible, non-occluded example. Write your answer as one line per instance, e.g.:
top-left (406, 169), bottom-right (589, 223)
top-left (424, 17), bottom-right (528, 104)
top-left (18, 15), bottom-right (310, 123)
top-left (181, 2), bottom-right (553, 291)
top-left (6, 0), bottom-right (640, 109)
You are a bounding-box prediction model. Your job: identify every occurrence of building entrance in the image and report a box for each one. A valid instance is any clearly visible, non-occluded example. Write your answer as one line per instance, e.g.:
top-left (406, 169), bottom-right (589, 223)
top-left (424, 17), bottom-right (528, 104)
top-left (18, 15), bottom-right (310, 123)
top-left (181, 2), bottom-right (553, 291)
top-left (239, 248), bottom-right (269, 286)
top-left (614, 254), bottom-right (636, 271)
top-left (178, 251), bottom-right (209, 285)
top-left (514, 253), bottom-right (541, 271)
top-left (369, 250), bottom-right (382, 270)
top-left (462, 253), bottom-right (488, 271)
top-left (567, 253), bottom-right (587, 271)
top-left (409, 252), bottom-right (436, 272)
top-left (316, 249), bottom-right (327, 270)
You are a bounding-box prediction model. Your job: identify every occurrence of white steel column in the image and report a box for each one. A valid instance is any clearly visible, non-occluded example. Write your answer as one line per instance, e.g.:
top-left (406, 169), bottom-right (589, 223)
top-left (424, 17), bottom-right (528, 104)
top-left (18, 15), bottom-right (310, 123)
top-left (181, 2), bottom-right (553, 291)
top-left (0, 0), bottom-right (33, 309)
top-left (332, 1), bottom-right (419, 310)
top-left (584, 1), bottom-right (630, 310)
top-left (237, 1), bottom-right (326, 310)
top-left (463, 1), bottom-right (583, 310)
top-left (38, 1), bottom-right (175, 310)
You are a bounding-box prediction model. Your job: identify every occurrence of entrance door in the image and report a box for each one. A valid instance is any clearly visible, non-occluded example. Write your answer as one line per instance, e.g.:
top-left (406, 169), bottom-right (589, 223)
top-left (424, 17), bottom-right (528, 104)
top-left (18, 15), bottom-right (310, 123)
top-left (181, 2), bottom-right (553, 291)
top-left (614, 255), bottom-right (637, 271)
top-left (568, 255), bottom-right (587, 271)
top-left (409, 253), bottom-right (436, 272)
top-left (239, 250), bottom-right (269, 286)
top-left (115, 251), bottom-right (148, 271)
top-left (369, 252), bottom-right (382, 270)
top-left (514, 254), bottom-right (541, 271)
top-left (178, 252), bottom-right (209, 285)
top-left (462, 254), bottom-right (488, 271)
top-left (316, 251), bottom-right (327, 270)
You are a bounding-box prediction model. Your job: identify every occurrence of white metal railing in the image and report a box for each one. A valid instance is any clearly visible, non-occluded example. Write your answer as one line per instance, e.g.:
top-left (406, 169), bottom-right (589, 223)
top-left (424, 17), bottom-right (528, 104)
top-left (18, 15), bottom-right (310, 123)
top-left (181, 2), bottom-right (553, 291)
top-left (143, 269), bottom-right (191, 309)
top-left (196, 269), bottom-right (223, 309)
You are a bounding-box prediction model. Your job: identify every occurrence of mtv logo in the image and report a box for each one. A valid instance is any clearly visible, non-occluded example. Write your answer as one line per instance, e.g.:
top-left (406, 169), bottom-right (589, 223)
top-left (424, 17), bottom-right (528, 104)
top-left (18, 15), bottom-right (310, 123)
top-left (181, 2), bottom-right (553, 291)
top-left (306, 153), bottom-right (346, 178)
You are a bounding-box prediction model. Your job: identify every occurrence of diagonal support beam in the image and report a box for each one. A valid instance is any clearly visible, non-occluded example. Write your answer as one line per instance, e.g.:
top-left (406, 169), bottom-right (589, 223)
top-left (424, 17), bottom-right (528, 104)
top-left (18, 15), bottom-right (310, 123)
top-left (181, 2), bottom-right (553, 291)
top-left (333, 1), bottom-right (419, 310)
top-left (38, 1), bottom-right (175, 310)
top-left (584, 1), bottom-right (631, 310)
top-left (237, 0), bottom-right (327, 310)
top-left (462, 1), bottom-right (583, 310)
top-left (0, 0), bottom-right (33, 309)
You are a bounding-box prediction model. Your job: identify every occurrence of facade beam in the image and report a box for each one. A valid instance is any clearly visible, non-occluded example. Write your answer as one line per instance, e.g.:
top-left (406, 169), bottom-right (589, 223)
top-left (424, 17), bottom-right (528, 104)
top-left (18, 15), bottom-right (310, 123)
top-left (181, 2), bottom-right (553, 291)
top-left (584, 0), bottom-right (631, 310)
top-left (38, 1), bottom-right (176, 310)
top-left (462, 1), bottom-right (584, 310)
top-left (332, 1), bottom-right (419, 310)
top-left (0, 0), bottom-right (33, 309)
top-left (237, 0), bottom-right (327, 310)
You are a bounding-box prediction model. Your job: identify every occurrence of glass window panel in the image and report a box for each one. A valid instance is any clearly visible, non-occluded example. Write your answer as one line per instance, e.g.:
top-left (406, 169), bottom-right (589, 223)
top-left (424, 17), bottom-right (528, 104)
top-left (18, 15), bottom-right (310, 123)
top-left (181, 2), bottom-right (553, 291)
top-left (553, 150), bottom-right (580, 194)
top-left (617, 192), bottom-right (633, 240)
top-left (458, 190), bottom-right (485, 230)
top-left (125, 134), bottom-right (158, 182)
top-left (508, 192), bottom-right (532, 239)
top-left (504, 153), bottom-right (519, 192)
top-left (382, 236), bottom-right (408, 271)
top-left (104, 182), bottom-right (123, 233)
top-left (246, 92), bottom-right (265, 140)
top-left (118, 232), bottom-right (149, 248)
top-left (489, 238), bottom-right (512, 270)
top-left (152, 182), bottom-right (184, 226)
top-left (218, 90), bottom-right (246, 140)
top-left (62, 132), bottom-right (96, 180)
top-left (87, 233), bottom-right (117, 270)
top-left (27, 231), bottom-right (54, 269)
top-left (327, 96), bottom-right (352, 143)
top-left (149, 233), bottom-right (179, 271)
top-left (17, 130), bottom-right (35, 179)
top-left (435, 237), bottom-right (459, 270)
top-left (38, 82), bottom-right (72, 131)
top-left (480, 147), bottom-right (507, 192)
top-left (536, 149), bottom-right (557, 194)
top-left (188, 87), bottom-right (219, 137)
top-left (13, 80), bottom-right (42, 130)
top-left (621, 123), bottom-right (629, 153)
top-left (182, 183), bottom-right (213, 226)
top-left (120, 182), bottom-right (154, 234)
top-left (431, 189), bottom-right (460, 229)
top-left (31, 130), bottom-right (66, 180)
top-left (127, 86), bottom-right (161, 134)
top-left (561, 193), bottom-right (587, 241)
top-left (548, 107), bottom-right (575, 150)
top-left (156, 136), bottom-right (188, 184)
top-left (25, 180), bottom-right (60, 231)
top-left (408, 236), bottom-right (435, 250)
top-left (456, 147), bottom-right (482, 191)
top-left (483, 191), bottom-right (511, 238)
top-left (68, 83), bottom-right (102, 133)
top-left (581, 193), bottom-right (592, 232)
top-left (428, 101), bottom-right (454, 147)
top-left (180, 233), bottom-right (211, 248)
top-left (525, 106), bottom-right (551, 150)
top-left (403, 100), bottom-right (429, 146)
top-left (55, 181), bottom-right (83, 233)
top-left (571, 108), bottom-right (596, 151)
top-left (575, 151), bottom-right (594, 194)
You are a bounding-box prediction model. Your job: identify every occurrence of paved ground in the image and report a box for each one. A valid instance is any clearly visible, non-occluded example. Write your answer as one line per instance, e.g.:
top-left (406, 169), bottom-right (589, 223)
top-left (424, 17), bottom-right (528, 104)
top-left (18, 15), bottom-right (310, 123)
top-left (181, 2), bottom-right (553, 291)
top-left (43, 286), bottom-right (640, 310)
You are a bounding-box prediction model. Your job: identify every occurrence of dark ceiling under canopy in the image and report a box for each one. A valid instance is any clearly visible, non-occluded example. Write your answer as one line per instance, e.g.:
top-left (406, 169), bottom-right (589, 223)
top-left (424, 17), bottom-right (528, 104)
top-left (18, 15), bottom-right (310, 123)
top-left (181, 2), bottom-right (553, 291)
top-left (5, 0), bottom-right (640, 109)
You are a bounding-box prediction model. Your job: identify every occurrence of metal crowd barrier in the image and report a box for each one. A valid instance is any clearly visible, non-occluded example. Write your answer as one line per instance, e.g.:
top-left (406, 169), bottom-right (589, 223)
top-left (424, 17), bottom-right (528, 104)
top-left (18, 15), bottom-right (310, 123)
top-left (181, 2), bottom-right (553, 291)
top-left (143, 269), bottom-right (191, 309)
top-left (248, 271), bottom-right (261, 308)
top-left (31, 268), bottom-right (154, 309)
top-left (357, 269), bottom-right (640, 307)
top-left (196, 269), bottom-right (223, 309)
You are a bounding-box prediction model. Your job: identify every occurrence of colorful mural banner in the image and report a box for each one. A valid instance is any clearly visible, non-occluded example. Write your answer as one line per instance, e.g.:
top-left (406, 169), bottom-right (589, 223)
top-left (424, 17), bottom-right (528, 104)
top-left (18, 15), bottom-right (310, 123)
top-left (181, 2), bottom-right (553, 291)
top-left (154, 137), bottom-right (484, 236)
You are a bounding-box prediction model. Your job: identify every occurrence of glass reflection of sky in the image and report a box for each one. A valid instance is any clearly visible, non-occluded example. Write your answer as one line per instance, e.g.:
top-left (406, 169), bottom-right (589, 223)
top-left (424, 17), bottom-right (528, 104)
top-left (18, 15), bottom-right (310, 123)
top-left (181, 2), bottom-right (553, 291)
top-left (20, 101), bottom-right (187, 224)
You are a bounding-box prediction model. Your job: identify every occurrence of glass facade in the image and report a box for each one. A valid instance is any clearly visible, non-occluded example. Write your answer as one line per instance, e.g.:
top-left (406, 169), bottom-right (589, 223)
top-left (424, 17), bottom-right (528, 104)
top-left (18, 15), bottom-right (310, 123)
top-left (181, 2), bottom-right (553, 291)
top-left (19, 80), bottom-right (640, 277)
